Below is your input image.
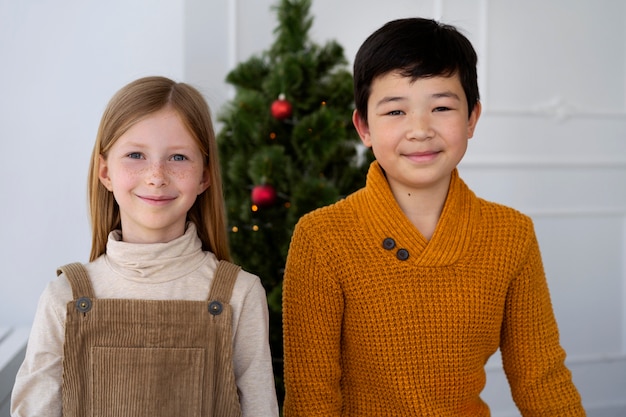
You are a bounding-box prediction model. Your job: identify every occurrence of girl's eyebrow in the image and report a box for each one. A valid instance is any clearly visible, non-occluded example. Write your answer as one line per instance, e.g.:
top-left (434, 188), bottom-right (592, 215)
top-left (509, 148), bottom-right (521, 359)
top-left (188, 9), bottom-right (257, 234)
top-left (118, 141), bottom-right (146, 148)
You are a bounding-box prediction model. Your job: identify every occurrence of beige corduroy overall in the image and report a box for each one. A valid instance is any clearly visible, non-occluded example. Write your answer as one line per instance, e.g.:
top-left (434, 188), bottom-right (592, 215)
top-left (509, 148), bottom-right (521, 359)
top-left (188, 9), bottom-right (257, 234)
top-left (58, 261), bottom-right (242, 417)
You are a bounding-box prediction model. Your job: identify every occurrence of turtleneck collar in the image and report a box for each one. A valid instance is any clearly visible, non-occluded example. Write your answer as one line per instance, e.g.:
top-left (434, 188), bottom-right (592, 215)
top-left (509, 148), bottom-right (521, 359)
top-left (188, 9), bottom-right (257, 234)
top-left (355, 161), bottom-right (479, 266)
top-left (103, 222), bottom-right (209, 282)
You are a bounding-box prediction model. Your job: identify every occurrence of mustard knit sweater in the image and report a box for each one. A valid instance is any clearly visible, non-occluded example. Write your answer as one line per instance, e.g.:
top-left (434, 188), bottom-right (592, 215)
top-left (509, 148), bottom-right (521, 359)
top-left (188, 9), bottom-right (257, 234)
top-left (283, 162), bottom-right (584, 416)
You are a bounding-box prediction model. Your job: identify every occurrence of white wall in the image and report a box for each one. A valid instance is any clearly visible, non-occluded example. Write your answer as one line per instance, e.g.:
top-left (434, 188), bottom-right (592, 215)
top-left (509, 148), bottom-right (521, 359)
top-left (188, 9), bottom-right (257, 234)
top-left (0, 0), bottom-right (189, 326)
top-left (1, 0), bottom-right (624, 415)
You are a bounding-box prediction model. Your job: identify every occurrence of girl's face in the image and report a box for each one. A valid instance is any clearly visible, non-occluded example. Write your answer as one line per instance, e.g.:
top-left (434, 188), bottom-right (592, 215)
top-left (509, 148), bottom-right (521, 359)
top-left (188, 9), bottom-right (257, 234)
top-left (353, 71), bottom-right (480, 198)
top-left (98, 107), bottom-right (210, 244)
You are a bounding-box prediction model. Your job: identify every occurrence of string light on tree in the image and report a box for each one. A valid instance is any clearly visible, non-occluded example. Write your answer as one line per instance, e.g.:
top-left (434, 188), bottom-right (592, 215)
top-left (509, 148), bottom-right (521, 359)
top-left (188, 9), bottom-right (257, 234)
top-left (271, 93), bottom-right (292, 120)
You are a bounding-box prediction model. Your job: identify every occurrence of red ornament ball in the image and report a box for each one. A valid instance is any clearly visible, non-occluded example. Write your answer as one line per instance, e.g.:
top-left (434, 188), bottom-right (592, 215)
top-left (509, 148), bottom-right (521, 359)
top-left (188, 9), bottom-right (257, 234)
top-left (251, 184), bottom-right (277, 207)
top-left (271, 94), bottom-right (292, 120)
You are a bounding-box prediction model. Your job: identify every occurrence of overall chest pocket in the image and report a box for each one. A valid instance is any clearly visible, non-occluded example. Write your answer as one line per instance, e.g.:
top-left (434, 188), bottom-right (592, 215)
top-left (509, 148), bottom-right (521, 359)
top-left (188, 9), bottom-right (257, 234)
top-left (91, 347), bottom-right (205, 417)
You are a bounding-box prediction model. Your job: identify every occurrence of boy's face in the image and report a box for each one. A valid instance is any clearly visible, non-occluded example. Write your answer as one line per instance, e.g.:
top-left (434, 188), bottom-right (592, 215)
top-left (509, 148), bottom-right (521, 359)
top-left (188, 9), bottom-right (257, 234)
top-left (353, 71), bottom-right (481, 197)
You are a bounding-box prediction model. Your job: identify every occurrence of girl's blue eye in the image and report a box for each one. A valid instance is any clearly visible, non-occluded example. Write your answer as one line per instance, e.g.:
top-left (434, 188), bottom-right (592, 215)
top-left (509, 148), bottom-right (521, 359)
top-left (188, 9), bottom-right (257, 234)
top-left (172, 154), bottom-right (186, 161)
top-left (128, 152), bottom-right (142, 159)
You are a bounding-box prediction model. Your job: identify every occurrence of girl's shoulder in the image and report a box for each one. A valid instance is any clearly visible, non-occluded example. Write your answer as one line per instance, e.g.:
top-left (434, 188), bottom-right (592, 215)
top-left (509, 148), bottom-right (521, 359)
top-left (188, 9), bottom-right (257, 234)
top-left (230, 264), bottom-right (263, 293)
top-left (35, 264), bottom-right (83, 327)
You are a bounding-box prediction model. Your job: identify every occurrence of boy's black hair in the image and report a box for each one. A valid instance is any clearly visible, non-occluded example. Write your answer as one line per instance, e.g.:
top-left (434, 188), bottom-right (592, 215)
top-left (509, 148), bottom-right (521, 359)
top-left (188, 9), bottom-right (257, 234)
top-left (353, 17), bottom-right (479, 122)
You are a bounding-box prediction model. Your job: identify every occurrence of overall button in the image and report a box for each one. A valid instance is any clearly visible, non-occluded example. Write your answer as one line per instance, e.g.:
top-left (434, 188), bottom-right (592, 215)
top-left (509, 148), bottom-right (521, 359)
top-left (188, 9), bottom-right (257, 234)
top-left (396, 249), bottom-right (409, 261)
top-left (382, 238), bottom-right (396, 250)
top-left (75, 297), bottom-right (92, 313)
top-left (209, 301), bottom-right (223, 316)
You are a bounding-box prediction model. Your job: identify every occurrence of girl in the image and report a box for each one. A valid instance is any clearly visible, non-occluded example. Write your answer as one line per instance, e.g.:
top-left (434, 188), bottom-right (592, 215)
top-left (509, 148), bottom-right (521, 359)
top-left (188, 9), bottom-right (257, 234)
top-left (11, 76), bottom-right (279, 417)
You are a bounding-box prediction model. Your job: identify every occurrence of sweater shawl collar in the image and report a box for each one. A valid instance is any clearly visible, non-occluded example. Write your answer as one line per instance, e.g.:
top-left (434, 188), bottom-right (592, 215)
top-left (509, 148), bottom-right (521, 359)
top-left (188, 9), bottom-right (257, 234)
top-left (355, 161), bottom-right (480, 266)
top-left (104, 222), bottom-right (208, 282)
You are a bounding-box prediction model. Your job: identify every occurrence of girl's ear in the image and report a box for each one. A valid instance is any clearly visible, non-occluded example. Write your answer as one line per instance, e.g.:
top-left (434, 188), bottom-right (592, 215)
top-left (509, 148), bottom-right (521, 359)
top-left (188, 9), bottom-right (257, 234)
top-left (352, 110), bottom-right (372, 148)
top-left (98, 155), bottom-right (113, 191)
top-left (198, 167), bottom-right (211, 195)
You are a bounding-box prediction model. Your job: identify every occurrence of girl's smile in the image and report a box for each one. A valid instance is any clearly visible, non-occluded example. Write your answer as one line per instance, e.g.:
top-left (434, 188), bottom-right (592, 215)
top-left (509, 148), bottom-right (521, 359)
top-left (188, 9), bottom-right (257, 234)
top-left (137, 194), bottom-right (177, 205)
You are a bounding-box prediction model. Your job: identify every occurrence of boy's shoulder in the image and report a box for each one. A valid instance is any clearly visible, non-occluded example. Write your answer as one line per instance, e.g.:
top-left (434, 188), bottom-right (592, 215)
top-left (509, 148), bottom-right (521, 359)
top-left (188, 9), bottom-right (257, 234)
top-left (451, 174), bottom-right (536, 238)
top-left (295, 188), bottom-right (364, 230)
top-left (476, 194), bottom-right (524, 213)
top-left (474, 193), bottom-right (535, 232)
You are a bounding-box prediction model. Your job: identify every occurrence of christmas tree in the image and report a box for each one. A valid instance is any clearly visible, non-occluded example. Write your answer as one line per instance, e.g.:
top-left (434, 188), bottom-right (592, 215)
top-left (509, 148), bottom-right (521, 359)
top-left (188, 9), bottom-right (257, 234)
top-left (217, 0), bottom-right (373, 403)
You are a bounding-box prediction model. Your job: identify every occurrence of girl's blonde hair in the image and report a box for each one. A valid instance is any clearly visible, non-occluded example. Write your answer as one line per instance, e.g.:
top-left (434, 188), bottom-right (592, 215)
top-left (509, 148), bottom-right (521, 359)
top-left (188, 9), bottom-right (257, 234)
top-left (87, 76), bottom-right (231, 262)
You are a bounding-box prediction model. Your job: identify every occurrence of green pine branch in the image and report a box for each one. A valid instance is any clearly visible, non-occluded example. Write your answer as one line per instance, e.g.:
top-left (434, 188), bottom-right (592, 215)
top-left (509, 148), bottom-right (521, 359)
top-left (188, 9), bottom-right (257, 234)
top-left (216, 0), bottom-right (374, 406)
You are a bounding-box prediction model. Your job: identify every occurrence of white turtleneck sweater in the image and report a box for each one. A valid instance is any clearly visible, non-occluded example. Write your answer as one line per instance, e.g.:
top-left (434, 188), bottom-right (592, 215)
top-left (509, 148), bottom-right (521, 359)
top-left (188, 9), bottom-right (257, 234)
top-left (11, 223), bottom-right (279, 417)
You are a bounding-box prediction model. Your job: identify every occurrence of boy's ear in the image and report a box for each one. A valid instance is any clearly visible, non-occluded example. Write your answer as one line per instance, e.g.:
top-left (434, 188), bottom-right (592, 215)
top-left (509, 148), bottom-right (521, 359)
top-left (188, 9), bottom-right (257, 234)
top-left (98, 155), bottom-right (113, 191)
top-left (467, 101), bottom-right (482, 139)
top-left (352, 110), bottom-right (372, 147)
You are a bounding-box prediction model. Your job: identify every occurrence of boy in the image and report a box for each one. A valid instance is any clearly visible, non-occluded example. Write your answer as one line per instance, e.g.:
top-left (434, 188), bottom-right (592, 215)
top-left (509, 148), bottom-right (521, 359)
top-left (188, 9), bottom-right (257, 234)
top-left (282, 18), bottom-right (585, 416)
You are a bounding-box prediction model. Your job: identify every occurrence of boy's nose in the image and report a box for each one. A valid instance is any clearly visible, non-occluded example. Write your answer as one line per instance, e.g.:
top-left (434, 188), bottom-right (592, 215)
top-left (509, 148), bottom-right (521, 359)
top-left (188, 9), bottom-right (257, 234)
top-left (406, 113), bottom-right (434, 141)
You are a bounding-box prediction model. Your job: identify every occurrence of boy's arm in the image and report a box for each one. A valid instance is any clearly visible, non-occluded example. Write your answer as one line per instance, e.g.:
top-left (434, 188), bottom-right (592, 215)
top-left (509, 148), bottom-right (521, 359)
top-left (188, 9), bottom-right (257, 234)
top-left (500, 231), bottom-right (585, 416)
top-left (11, 280), bottom-right (67, 417)
top-left (283, 219), bottom-right (344, 417)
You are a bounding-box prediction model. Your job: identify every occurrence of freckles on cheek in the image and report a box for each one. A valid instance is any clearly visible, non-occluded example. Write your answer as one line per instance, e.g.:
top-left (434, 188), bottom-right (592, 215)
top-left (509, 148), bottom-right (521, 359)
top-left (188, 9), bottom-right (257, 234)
top-left (111, 166), bottom-right (144, 186)
top-left (124, 167), bottom-right (146, 180)
top-left (167, 168), bottom-right (190, 180)
top-left (176, 171), bottom-right (191, 180)
top-left (168, 164), bottom-right (205, 181)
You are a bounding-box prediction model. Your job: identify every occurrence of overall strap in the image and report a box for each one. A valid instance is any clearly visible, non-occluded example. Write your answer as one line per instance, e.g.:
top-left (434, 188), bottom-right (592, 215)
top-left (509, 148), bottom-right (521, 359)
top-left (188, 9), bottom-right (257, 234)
top-left (57, 262), bottom-right (95, 300)
top-left (207, 261), bottom-right (241, 305)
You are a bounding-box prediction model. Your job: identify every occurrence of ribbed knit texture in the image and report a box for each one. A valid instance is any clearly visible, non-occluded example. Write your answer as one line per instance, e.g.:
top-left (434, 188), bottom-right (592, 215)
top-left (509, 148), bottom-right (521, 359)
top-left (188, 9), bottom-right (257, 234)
top-left (283, 161), bottom-right (585, 416)
top-left (60, 261), bottom-right (242, 417)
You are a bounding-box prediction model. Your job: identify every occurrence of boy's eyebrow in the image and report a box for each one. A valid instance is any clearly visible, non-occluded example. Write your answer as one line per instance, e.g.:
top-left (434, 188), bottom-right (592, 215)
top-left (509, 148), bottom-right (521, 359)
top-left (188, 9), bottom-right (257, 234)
top-left (375, 91), bottom-right (461, 107)
top-left (432, 91), bottom-right (461, 100)
top-left (374, 96), bottom-right (406, 107)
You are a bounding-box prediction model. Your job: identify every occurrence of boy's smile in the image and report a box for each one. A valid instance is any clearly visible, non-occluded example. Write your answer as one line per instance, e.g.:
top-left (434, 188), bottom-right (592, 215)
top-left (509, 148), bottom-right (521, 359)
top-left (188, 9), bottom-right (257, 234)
top-left (353, 71), bottom-right (481, 202)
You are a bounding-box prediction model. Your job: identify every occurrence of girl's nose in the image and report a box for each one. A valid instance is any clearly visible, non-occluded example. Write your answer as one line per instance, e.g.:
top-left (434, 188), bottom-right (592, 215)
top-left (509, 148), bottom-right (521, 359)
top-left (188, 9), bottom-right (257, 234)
top-left (147, 161), bottom-right (168, 187)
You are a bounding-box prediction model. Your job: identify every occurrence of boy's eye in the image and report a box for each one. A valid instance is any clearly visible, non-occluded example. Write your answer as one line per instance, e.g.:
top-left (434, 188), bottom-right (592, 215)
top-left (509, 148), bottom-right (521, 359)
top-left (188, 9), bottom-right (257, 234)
top-left (433, 106), bottom-right (451, 112)
top-left (387, 110), bottom-right (404, 116)
top-left (172, 154), bottom-right (187, 161)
